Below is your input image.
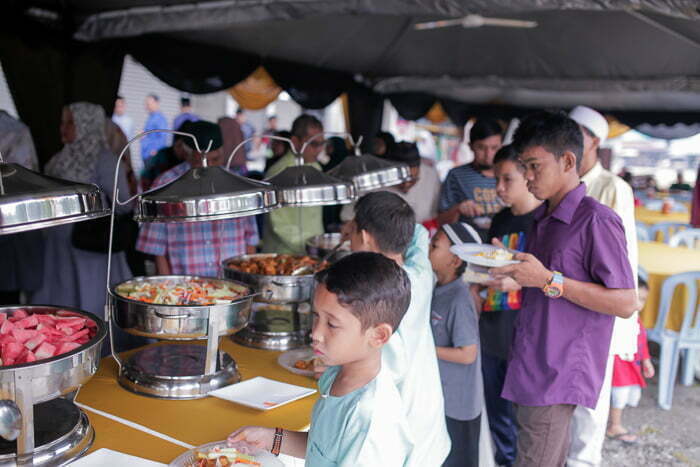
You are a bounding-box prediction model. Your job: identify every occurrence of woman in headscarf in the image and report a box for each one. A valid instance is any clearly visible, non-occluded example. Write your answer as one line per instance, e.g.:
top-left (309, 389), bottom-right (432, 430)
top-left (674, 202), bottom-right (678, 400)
top-left (33, 102), bottom-right (133, 322)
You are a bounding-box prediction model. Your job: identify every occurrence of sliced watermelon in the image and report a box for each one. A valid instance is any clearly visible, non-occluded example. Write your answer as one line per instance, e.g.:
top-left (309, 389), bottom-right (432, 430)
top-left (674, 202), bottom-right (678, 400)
top-left (10, 309), bottom-right (28, 321)
top-left (0, 313), bottom-right (7, 324)
top-left (61, 328), bottom-right (89, 342)
top-left (24, 351), bottom-right (36, 363)
top-left (56, 342), bottom-right (81, 354)
top-left (0, 320), bottom-right (15, 335)
top-left (15, 315), bottom-right (38, 329)
top-left (2, 342), bottom-right (24, 361)
top-left (36, 315), bottom-right (57, 325)
top-left (57, 324), bottom-right (76, 336)
top-left (11, 328), bottom-right (37, 344)
top-left (34, 342), bottom-right (56, 360)
top-left (24, 334), bottom-right (46, 350)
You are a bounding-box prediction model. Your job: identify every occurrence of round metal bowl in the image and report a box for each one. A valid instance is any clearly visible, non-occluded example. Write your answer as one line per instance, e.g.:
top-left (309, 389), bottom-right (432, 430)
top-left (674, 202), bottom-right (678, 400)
top-left (109, 276), bottom-right (254, 340)
top-left (0, 306), bottom-right (106, 405)
top-left (222, 254), bottom-right (318, 304)
top-left (305, 233), bottom-right (352, 263)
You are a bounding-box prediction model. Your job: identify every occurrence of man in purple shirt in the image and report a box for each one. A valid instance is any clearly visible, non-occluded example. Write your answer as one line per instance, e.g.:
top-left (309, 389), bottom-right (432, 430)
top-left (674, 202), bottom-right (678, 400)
top-left (492, 112), bottom-right (637, 467)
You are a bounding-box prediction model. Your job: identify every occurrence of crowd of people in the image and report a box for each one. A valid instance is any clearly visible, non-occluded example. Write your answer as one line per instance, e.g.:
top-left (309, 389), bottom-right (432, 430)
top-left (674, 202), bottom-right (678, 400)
top-left (0, 95), bottom-right (671, 466)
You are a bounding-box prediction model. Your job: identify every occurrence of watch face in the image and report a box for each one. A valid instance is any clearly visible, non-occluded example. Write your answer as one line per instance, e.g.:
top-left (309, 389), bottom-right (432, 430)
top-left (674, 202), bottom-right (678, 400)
top-left (545, 286), bottom-right (562, 298)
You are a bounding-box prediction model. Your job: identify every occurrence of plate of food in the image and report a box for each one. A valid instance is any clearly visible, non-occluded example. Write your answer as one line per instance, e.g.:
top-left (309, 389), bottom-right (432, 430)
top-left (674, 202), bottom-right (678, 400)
top-left (208, 377), bottom-right (317, 411)
top-left (114, 277), bottom-right (249, 306)
top-left (277, 347), bottom-right (316, 377)
top-left (169, 441), bottom-right (283, 467)
top-left (450, 244), bottom-right (520, 268)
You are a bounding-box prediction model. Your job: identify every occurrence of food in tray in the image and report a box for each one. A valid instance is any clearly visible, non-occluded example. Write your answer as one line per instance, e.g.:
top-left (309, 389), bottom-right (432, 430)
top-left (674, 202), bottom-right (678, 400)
top-left (192, 446), bottom-right (261, 466)
top-left (115, 278), bottom-right (248, 306)
top-left (294, 358), bottom-right (315, 370)
top-left (0, 309), bottom-right (97, 366)
top-left (227, 255), bottom-right (328, 276)
top-left (474, 249), bottom-right (514, 261)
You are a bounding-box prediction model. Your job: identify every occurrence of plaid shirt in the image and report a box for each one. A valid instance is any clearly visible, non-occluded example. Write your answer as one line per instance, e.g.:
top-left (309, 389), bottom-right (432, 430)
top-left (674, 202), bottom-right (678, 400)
top-left (136, 162), bottom-right (259, 277)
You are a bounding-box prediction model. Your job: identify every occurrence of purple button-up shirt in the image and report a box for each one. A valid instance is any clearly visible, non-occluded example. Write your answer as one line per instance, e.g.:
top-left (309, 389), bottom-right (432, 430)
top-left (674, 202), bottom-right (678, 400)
top-left (502, 183), bottom-right (634, 409)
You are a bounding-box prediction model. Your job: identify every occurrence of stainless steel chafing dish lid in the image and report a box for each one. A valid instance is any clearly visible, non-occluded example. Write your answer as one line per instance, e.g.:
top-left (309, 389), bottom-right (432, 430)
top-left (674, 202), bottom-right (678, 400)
top-left (327, 153), bottom-right (411, 194)
top-left (0, 162), bottom-right (109, 235)
top-left (134, 166), bottom-right (279, 222)
top-left (266, 165), bottom-right (356, 207)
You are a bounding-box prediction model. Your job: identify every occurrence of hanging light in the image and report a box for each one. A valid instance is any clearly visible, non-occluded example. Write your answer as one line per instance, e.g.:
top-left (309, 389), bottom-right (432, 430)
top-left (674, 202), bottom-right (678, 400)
top-left (0, 155), bottom-right (109, 235)
top-left (326, 135), bottom-right (412, 194)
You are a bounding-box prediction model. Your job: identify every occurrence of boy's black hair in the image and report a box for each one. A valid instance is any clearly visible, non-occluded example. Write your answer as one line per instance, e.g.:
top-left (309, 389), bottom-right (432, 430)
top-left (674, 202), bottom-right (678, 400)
top-left (315, 252), bottom-right (411, 332)
top-left (493, 144), bottom-right (523, 171)
top-left (291, 114), bottom-right (323, 139)
top-left (470, 118), bottom-right (503, 144)
top-left (512, 111), bottom-right (584, 170)
top-left (354, 191), bottom-right (416, 255)
top-left (386, 142), bottom-right (421, 168)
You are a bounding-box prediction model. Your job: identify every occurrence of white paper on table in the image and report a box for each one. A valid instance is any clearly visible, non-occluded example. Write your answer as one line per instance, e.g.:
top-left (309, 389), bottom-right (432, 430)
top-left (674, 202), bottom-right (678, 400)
top-left (69, 448), bottom-right (166, 466)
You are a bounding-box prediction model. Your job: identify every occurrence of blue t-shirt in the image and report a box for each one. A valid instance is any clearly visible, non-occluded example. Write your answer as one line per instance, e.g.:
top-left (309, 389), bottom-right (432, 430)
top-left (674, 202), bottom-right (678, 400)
top-left (431, 278), bottom-right (482, 421)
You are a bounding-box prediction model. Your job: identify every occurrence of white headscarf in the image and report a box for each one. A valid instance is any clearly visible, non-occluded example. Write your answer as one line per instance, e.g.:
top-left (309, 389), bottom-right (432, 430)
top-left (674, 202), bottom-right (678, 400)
top-left (45, 102), bottom-right (108, 183)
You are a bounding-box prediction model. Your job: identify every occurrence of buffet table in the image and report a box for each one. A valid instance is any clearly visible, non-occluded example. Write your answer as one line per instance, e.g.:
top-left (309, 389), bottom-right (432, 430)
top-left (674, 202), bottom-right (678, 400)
top-left (635, 206), bottom-right (689, 226)
top-left (78, 340), bottom-right (317, 464)
top-left (638, 241), bottom-right (700, 332)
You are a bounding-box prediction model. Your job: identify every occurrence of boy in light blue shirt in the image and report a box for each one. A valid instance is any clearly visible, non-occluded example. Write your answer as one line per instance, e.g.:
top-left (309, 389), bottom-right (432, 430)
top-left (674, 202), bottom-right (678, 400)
top-left (229, 252), bottom-right (414, 465)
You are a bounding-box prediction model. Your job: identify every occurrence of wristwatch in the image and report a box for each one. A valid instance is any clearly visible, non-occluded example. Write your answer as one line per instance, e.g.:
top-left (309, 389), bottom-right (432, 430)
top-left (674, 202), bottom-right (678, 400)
top-left (542, 271), bottom-right (564, 298)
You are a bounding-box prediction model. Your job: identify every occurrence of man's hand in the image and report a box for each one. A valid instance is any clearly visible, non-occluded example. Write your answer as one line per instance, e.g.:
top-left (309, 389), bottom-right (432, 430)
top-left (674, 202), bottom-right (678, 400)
top-left (458, 200), bottom-right (484, 218)
top-left (490, 251), bottom-right (551, 289)
top-left (227, 426), bottom-right (275, 451)
top-left (483, 276), bottom-right (522, 292)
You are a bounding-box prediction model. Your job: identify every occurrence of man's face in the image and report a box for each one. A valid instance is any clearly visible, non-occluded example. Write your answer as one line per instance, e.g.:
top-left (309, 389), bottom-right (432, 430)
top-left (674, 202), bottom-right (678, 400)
top-left (269, 117), bottom-right (277, 129)
top-left (470, 134), bottom-right (502, 169)
top-left (60, 107), bottom-right (76, 144)
top-left (311, 284), bottom-right (375, 367)
top-left (145, 96), bottom-right (158, 112)
top-left (293, 125), bottom-right (325, 163)
top-left (114, 99), bottom-right (126, 116)
top-left (236, 112), bottom-right (247, 124)
top-left (579, 126), bottom-right (599, 175)
top-left (519, 145), bottom-right (572, 201)
top-left (184, 146), bottom-right (224, 168)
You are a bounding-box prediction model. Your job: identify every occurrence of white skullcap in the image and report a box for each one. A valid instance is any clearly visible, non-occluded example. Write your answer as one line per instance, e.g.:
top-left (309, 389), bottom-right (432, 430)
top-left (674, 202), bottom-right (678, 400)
top-left (569, 105), bottom-right (609, 145)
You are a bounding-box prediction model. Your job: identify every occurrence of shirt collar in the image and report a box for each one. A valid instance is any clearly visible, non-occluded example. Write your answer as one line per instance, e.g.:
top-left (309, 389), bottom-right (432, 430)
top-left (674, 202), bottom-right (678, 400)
top-left (534, 183), bottom-right (587, 225)
top-left (580, 161), bottom-right (603, 185)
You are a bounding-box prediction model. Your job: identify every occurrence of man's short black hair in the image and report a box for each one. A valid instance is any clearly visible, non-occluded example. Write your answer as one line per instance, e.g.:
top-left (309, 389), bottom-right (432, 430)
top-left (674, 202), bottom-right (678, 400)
top-left (315, 252), bottom-right (411, 332)
top-left (386, 142), bottom-right (420, 168)
top-left (354, 191), bottom-right (415, 255)
top-left (470, 118), bottom-right (503, 144)
top-left (147, 93), bottom-right (160, 102)
top-left (291, 114), bottom-right (323, 139)
top-left (180, 97), bottom-right (191, 107)
top-left (116, 95), bottom-right (124, 101)
top-left (493, 144), bottom-right (524, 172)
top-left (512, 111), bottom-right (583, 170)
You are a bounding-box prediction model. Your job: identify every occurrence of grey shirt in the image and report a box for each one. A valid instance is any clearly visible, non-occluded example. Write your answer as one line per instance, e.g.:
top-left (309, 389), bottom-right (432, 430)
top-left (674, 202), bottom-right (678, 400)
top-left (431, 278), bottom-right (483, 421)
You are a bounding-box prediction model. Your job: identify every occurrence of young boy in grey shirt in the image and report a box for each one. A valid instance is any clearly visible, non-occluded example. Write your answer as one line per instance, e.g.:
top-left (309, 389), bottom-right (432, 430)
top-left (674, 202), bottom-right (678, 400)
top-left (428, 222), bottom-right (483, 467)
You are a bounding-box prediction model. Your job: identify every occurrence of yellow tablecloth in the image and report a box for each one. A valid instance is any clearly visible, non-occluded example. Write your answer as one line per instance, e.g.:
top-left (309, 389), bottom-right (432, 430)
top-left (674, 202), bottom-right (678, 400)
top-left (635, 206), bottom-right (690, 225)
top-left (79, 340), bottom-right (317, 464)
top-left (638, 241), bottom-right (700, 332)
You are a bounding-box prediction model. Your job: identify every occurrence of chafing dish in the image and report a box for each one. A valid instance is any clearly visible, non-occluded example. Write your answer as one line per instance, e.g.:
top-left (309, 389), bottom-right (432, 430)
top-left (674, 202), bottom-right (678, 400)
top-left (328, 152), bottom-right (411, 193)
top-left (0, 306), bottom-right (106, 465)
top-left (305, 233), bottom-right (352, 263)
top-left (222, 254), bottom-right (319, 304)
top-left (109, 275), bottom-right (254, 340)
top-left (266, 164), bottom-right (356, 207)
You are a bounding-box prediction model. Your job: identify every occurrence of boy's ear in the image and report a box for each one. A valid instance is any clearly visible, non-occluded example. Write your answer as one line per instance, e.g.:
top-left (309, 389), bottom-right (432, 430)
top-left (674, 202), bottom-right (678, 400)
top-left (360, 229), bottom-right (376, 252)
top-left (368, 323), bottom-right (393, 347)
top-left (561, 150), bottom-right (578, 173)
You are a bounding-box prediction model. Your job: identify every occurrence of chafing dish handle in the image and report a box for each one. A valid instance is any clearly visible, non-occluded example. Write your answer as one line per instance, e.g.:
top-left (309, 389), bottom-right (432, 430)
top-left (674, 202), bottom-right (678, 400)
top-left (154, 311), bottom-right (192, 319)
top-left (270, 281), bottom-right (301, 287)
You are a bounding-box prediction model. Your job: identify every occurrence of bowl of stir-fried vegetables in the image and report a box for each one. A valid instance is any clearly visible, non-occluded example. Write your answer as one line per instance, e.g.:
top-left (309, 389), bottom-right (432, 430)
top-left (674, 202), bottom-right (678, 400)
top-left (110, 276), bottom-right (254, 340)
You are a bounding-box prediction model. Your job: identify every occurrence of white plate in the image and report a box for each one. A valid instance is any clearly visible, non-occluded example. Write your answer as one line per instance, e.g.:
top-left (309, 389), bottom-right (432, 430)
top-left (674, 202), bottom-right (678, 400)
top-left (209, 376), bottom-right (316, 410)
top-left (277, 347), bottom-right (315, 377)
top-left (70, 448), bottom-right (166, 466)
top-left (169, 441), bottom-right (283, 467)
top-left (450, 244), bottom-right (520, 268)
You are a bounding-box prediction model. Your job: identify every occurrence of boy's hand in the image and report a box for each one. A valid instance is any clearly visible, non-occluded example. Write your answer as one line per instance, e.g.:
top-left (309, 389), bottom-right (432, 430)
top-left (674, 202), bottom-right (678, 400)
top-left (483, 276), bottom-right (522, 292)
top-left (227, 426), bottom-right (275, 451)
top-left (458, 200), bottom-right (484, 218)
top-left (642, 359), bottom-right (655, 379)
top-left (490, 251), bottom-right (551, 289)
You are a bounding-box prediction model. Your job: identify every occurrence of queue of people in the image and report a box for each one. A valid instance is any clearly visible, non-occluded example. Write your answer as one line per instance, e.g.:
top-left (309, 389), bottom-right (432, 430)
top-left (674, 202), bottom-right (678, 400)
top-left (0, 98), bottom-right (661, 466)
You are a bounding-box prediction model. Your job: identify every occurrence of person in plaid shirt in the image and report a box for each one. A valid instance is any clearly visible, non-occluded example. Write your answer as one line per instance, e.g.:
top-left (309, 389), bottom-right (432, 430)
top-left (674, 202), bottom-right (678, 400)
top-left (137, 121), bottom-right (258, 277)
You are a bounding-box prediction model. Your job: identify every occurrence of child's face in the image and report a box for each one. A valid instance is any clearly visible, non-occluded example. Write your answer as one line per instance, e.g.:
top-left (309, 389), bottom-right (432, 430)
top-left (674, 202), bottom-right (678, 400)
top-left (495, 160), bottom-right (529, 206)
top-left (638, 285), bottom-right (649, 310)
top-left (429, 230), bottom-right (459, 279)
top-left (311, 284), bottom-right (378, 367)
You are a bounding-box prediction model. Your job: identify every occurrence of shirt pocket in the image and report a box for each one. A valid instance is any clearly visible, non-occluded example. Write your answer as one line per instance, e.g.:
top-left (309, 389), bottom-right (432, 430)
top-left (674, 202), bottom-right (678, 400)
top-left (307, 441), bottom-right (338, 466)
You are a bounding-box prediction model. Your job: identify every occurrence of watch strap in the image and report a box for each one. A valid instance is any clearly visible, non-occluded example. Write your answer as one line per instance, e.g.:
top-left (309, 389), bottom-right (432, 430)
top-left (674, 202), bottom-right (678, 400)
top-left (271, 427), bottom-right (283, 456)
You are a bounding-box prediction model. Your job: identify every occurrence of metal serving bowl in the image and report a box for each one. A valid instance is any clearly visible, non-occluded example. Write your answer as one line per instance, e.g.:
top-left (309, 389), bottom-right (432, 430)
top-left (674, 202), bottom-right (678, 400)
top-left (109, 276), bottom-right (254, 340)
top-left (222, 254), bottom-right (318, 304)
top-left (305, 233), bottom-right (352, 263)
top-left (0, 306), bottom-right (106, 405)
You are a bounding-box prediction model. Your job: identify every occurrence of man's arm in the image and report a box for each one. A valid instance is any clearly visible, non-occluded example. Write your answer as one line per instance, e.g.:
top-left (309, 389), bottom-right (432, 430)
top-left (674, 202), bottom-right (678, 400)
top-left (491, 252), bottom-right (637, 318)
top-left (155, 255), bottom-right (172, 275)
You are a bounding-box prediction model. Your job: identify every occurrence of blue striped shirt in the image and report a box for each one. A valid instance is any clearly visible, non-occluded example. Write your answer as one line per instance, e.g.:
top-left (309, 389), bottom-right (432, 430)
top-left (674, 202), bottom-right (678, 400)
top-left (439, 163), bottom-right (502, 215)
